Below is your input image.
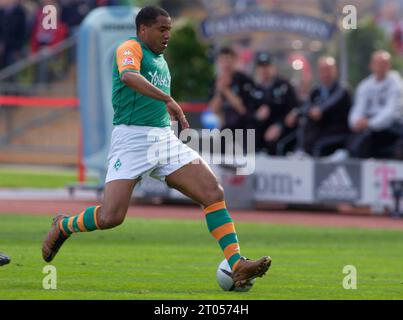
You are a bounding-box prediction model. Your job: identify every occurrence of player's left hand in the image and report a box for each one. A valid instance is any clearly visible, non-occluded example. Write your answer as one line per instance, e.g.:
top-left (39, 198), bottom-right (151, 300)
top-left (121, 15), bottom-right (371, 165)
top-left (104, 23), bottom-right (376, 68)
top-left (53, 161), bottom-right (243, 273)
top-left (166, 98), bottom-right (190, 129)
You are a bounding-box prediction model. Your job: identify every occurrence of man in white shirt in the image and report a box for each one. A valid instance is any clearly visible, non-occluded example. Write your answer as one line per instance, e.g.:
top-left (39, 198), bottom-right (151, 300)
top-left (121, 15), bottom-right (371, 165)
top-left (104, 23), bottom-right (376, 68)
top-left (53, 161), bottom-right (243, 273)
top-left (347, 50), bottom-right (403, 158)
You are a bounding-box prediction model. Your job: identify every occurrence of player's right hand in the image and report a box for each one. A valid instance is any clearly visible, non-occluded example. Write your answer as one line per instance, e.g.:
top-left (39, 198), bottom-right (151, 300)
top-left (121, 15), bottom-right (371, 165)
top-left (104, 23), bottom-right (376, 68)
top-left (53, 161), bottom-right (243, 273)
top-left (166, 98), bottom-right (190, 129)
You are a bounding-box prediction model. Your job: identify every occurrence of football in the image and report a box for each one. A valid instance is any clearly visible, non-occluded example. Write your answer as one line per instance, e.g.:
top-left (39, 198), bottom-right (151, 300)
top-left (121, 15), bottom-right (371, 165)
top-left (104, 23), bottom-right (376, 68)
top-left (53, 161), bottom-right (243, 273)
top-left (0, 253), bottom-right (11, 266)
top-left (216, 258), bottom-right (256, 292)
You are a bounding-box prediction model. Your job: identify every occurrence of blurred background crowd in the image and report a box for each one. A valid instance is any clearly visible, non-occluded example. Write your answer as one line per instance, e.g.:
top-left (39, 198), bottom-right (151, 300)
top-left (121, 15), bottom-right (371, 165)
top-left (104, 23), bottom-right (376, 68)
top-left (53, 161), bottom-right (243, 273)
top-left (1, 0), bottom-right (403, 167)
top-left (0, 0), bottom-right (118, 70)
top-left (209, 48), bottom-right (403, 162)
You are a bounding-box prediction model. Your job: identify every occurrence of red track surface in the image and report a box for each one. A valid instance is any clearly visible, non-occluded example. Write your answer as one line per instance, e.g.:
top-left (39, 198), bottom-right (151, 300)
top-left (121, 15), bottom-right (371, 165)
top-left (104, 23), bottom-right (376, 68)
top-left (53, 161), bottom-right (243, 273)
top-left (0, 96), bottom-right (207, 112)
top-left (1, 199), bottom-right (403, 230)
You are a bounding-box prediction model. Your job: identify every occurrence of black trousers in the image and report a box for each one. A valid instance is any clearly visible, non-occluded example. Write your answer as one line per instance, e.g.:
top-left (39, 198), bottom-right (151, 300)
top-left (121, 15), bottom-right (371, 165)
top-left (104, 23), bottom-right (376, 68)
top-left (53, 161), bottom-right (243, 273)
top-left (301, 119), bottom-right (350, 156)
top-left (347, 129), bottom-right (401, 159)
top-left (255, 125), bottom-right (296, 155)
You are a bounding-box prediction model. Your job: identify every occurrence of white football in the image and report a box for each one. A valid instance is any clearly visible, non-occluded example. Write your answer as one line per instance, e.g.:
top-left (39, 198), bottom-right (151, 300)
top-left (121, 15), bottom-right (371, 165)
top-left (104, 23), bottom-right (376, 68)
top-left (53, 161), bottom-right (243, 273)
top-left (216, 258), bottom-right (256, 292)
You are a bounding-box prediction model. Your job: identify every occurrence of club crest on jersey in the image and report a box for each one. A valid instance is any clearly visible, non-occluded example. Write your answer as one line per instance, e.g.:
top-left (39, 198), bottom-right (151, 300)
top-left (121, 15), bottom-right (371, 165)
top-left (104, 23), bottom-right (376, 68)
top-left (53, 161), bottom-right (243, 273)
top-left (122, 57), bottom-right (134, 66)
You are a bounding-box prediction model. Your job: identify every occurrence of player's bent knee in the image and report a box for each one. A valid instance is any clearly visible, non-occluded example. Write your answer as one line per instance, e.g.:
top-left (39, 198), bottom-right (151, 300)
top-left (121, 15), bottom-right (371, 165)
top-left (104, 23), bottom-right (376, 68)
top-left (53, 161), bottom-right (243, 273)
top-left (97, 208), bottom-right (126, 229)
top-left (204, 183), bottom-right (225, 207)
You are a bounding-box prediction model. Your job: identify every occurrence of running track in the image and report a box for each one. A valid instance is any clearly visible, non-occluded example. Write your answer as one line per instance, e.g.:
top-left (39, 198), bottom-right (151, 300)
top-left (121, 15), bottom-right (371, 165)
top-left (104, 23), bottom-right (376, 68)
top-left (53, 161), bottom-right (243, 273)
top-left (1, 199), bottom-right (403, 230)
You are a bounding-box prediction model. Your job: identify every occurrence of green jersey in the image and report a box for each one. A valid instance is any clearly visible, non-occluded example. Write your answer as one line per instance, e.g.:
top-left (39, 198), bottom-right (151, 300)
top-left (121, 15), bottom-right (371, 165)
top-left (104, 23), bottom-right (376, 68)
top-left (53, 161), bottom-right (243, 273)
top-left (112, 36), bottom-right (171, 127)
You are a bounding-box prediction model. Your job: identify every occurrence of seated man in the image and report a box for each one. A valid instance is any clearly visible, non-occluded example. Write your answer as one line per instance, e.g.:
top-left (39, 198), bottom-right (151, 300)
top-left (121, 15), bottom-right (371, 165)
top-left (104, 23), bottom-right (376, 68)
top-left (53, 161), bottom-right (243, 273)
top-left (251, 52), bottom-right (299, 155)
top-left (208, 47), bottom-right (255, 133)
top-left (348, 50), bottom-right (403, 159)
top-left (208, 47), bottom-right (255, 154)
top-left (290, 56), bottom-right (352, 157)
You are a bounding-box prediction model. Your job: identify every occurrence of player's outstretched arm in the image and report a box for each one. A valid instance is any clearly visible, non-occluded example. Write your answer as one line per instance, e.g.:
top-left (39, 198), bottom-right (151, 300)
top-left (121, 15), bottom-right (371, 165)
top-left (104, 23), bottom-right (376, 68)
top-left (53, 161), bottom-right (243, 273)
top-left (121, 72), bottom-right (189, 128)
top-left (122, 72), bottom-right (170, 102)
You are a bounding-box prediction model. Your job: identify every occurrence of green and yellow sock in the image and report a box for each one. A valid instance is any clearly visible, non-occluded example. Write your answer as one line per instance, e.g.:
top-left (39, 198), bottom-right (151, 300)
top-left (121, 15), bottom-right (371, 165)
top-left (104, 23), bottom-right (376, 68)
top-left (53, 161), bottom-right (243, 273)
top-left (59, 205), bottom-right (102, 236)
top-left (204, 201), bottom-right (241, 271)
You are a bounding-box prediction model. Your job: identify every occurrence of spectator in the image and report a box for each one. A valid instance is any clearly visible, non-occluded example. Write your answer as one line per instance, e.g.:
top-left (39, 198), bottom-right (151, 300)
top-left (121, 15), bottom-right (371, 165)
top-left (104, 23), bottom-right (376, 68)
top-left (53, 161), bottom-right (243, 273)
top-left (30, 0), bottom-right (68, 54)
top-left (60, 0), bottom-right (95, 36)
top-left (30, 0), bottom-right (68, 83)
top-left (0, 0), bottom-right (26, 69)
top-left (208, 47), bottom-right (255, 134)
top-left (298, 56), bottom-right (352, 157)
top-left (60, 0), bottom-right (118, 69)
top-left (21, 0), bottom-right (40, 42)
top-left (347, 50), bottom-right (403, 159)
top-left (60, 0), bottom-right (117, 37)
top-left (375, 1), bottom-right (400, 39)
top-left (251, 52), bottom-right (299, 154)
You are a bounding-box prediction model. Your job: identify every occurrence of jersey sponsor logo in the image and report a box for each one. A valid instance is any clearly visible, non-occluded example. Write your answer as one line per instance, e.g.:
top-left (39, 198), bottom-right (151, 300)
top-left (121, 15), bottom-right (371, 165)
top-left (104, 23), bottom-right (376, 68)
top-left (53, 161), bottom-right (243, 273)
top-left (148, 70), bottom-right (171, 88)
top-left (122, 57), bottom-right (134, 66)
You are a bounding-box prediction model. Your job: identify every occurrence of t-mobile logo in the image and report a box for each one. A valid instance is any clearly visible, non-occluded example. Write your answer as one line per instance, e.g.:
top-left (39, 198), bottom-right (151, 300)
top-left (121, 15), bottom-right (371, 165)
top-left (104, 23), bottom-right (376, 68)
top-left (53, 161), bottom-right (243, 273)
top-left (375, 165), bottom-right (397, 200)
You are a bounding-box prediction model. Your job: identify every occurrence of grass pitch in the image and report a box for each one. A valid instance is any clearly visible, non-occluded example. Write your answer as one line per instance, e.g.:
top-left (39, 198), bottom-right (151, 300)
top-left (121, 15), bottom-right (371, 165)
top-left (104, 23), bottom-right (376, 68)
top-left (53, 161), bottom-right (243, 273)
top-left (0, 168), bottom-right (98, 188)
top-left (0, 214), bottom-right (402, 299)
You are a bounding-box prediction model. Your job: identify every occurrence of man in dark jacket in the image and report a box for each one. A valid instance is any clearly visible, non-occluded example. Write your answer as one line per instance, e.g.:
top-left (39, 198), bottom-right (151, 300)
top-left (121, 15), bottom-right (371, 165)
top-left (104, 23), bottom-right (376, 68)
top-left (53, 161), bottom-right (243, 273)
top-left (287, 56), bottom-right (352, 156)
top-left (209, 47), bottom-right (255, 133)
top-left (0, 0), bottom-right (26, 69)
top-left (208, 47), bottom-right (256, 154)
top-left (251, 52), bottom-right (300, 154)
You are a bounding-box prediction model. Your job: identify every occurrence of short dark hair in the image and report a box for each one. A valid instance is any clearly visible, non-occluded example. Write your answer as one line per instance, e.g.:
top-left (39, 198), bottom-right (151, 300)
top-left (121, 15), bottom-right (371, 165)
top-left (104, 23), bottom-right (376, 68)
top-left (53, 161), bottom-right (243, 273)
top-left (135, 6), bottom-right (170, 31)
top-left (218, 47), bottom-right (236, 57)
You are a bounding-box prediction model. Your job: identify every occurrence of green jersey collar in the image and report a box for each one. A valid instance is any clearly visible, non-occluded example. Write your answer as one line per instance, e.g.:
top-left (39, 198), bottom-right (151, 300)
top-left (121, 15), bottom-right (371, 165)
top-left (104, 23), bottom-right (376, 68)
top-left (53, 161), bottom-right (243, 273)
top-left (130, 36), bottom-right (162, 57)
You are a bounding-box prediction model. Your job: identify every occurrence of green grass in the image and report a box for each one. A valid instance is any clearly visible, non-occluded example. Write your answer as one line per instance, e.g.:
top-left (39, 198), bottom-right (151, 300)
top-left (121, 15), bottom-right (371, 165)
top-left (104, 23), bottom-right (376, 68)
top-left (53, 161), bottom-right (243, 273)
top-left (0, 214), bottom-right (403, 299)
top-left (0, 168), bottom-right (98, 188)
